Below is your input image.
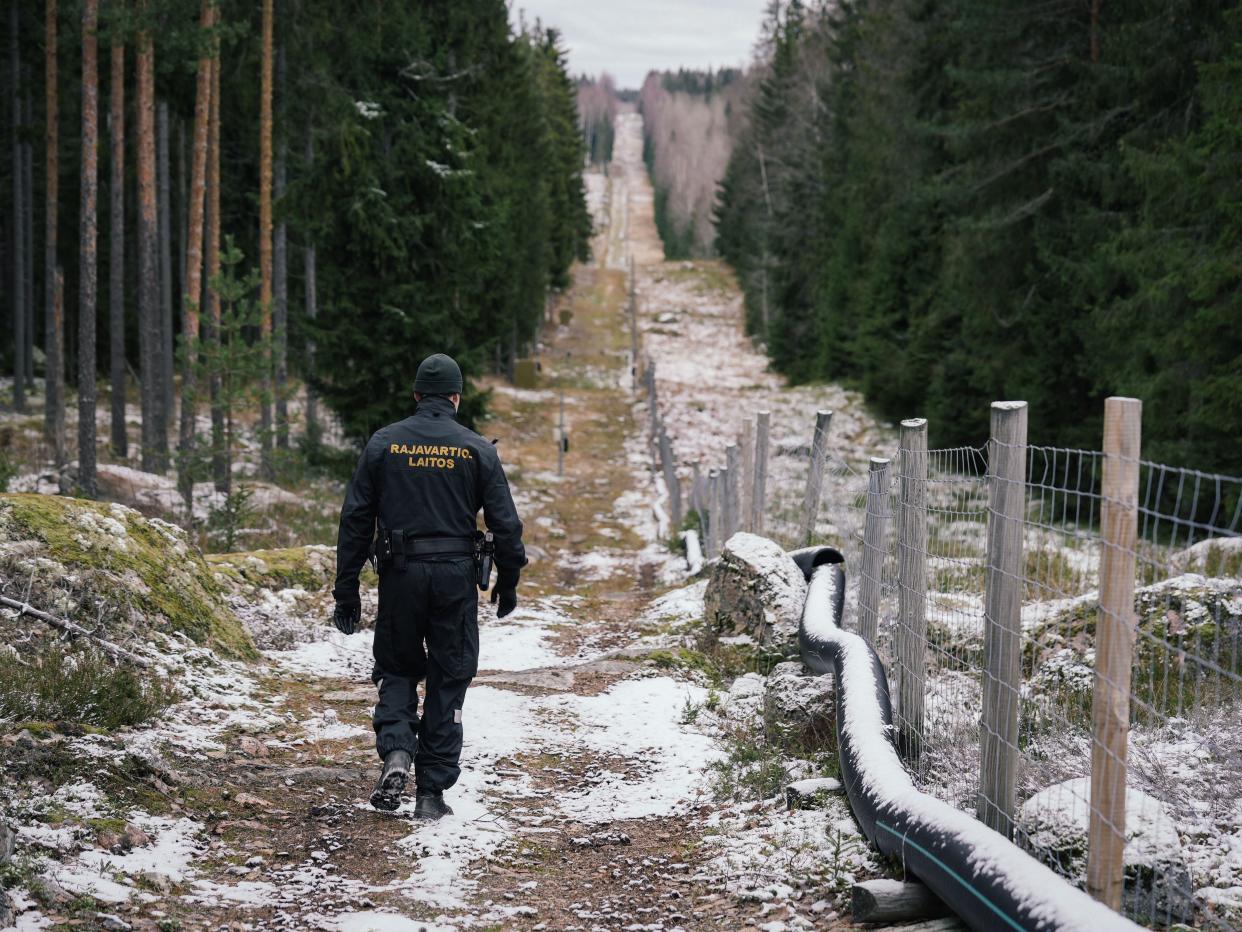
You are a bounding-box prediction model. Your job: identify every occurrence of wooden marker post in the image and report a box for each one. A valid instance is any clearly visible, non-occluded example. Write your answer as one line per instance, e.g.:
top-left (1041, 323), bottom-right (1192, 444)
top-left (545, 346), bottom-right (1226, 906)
top-left (896, 418), bottom-right (928, 762)
top-left (1086, 397), bottom-right (1141, 908)
top-left (752, 411), bottom-right (770, 534)
top-left (978, 401), bottom-right (1028, 837)
top-left (799, 410), bottom-right (833, 545)
top-left (859, 457), bottom-right (891, 647)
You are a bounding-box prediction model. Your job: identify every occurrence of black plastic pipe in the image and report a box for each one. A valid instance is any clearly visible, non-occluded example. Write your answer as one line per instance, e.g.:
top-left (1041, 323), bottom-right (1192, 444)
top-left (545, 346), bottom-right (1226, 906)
top-left (790, 547), bottom-right (1139, 932)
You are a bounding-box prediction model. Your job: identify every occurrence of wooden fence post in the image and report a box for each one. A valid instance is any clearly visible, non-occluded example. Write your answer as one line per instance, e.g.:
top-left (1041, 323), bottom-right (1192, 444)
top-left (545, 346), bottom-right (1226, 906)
top-left (706, 468), bottom-right (720, 559)
top-left (691, 462), bottom-right (703, 520)
top-left (978, 401), bottom-right (1028, 838)
top-left (859, 457), bottom-right (891, 647)
top-left (740, 418), bottom-right (755, 531)
top-left (896, 418), bottom-right (928, 762)
top-left (1087, 397), bottom-right (1141, 909)
top-left (800, 410), bottom-right (834, 544)
top-left (725, 443), bottom-right (740, 540)
top-left (752, 411), bottom-right (770, 535)
top-left (646, 357), bottom-right (658, 441)
top-left (658, 429), bottom-right (682, 531)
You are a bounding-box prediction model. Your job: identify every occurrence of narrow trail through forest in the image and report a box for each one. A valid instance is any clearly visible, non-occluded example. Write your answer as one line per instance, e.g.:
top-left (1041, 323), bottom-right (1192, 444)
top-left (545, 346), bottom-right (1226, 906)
top-left (3, 109), bottom-right (893, 932)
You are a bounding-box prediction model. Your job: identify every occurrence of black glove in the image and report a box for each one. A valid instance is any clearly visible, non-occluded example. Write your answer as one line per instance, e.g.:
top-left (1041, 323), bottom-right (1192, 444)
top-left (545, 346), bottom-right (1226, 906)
top-left (490, 586), bottom-right (517, 618)
top-left (333, 601), bottom-right (360, 635)
top-left (491, 566), bottom-right (520, 618)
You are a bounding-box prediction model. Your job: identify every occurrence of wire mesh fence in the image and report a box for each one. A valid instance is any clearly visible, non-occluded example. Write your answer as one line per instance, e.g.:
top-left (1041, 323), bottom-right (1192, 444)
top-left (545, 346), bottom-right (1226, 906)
top-left (679, 399), bottom-right (1242, 930)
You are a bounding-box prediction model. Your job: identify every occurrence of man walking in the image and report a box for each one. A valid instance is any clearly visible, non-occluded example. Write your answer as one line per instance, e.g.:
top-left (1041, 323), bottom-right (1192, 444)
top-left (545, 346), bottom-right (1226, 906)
top-left (331, 353), bottom-right (525, 819)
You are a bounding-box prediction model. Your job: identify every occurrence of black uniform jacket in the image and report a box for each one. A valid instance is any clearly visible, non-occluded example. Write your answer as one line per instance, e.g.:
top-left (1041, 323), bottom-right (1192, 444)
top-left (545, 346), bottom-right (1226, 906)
top-left (332, 395), bottom-right (525, 604)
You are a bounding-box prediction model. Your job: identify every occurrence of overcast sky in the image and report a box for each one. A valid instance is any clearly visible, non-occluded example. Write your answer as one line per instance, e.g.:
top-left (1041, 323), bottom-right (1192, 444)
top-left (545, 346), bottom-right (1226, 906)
top-left (511, 1), bottom-right (767, 89)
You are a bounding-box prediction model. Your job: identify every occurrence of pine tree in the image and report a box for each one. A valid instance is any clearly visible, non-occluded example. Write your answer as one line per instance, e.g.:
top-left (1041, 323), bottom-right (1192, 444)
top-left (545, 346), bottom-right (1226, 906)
top-left (257, 0), bottom-right (273, 478)
top-left (108, 0), bottom-right (125, 457)
top-left (135, 2), bottom-right (165, 472)
top-left (9, 0), bottom-right (26, 412)
top-left (45, 0), bottom-right (66, 468)
top-left (78, 0), bottom-right (99, 497)
top-left (177, 0), bottom-right (214, 509)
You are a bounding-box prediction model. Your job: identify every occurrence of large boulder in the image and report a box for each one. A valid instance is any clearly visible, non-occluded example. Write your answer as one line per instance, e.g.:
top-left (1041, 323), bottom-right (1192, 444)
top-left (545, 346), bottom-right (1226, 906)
top-left (1025, 573), bottom-right (1242, 714)
top-left (704, 532), bottom-right (807, 652)
top-left (0, 493), bottom-right (256, 659)
top-left (1017, 776), bottom-right (1194, 925)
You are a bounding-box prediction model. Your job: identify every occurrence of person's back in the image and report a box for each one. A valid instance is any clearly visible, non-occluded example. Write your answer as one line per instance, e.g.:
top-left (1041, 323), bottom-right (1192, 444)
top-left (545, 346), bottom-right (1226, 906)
top-left (331, 353), bottom-right (524, 818)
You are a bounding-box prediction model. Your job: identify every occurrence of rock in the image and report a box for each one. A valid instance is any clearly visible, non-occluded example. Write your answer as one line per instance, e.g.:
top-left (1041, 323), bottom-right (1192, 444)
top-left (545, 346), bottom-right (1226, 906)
top-left (704, 533), bottom-right (807, 651)
top-left (122, 823), bottom-right (150, 849)
top-left (0, 818), bottom-right (14, 865)
top-left (238, 736), bottom-right (270, 758)
top-left (0, 888), bottom-right (14, 928)
top-left (765, 662), bottom-right (834, 733)
top-left (720, 671), bottom-right (767, 727)
top-left (233, 793), bottom-right (267, 808)
top-left (96, 913), bottom-right (132, 931)
top-left (1018, 777), bottom-right (1194, 925)
top-left (785, 778), bottom-right (843, 810)
top-left (97, 830), bottom-right (125, 852)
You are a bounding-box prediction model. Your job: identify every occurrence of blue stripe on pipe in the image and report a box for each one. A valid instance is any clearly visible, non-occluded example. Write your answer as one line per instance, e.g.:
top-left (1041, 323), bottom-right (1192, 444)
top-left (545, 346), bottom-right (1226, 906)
top-left (875, 819), bottom-right (1025, 932)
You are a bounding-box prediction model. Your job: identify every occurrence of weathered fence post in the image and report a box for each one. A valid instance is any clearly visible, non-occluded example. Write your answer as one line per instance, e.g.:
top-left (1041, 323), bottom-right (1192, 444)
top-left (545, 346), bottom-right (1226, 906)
top-left (800, 410), bottom-right (834, 544)
top-left (978, 401), bottom-right (1028, 838)
top-left (629, 256), bottom-right (639, 385)
top-left (859, 457), bottom-right (891, 647)
top-left (752, 411), bottom-right (770, 534)
top-left (706, 468), bottom-right (720, 559)
top-left (896, 418), bottom-right (928, 762)
top-left (740, 419), bottom-right (755, 531)
top-left (1087, 397), bottom-right (1142, 909)
top-left (725, 443), bottom-right (741, 539)
top-left (718, 461), bottom-right (733, 546)
top-left (646, 357), bottom-right (658, 441)
top-left (691, 462), bottom-right (703, 520)
top-left (658, 429), bottom-right (682, 531)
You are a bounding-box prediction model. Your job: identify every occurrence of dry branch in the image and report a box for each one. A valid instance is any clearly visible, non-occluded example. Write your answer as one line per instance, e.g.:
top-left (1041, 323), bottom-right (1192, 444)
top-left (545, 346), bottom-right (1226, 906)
top-left (0, 595), bottom-right (151, 669)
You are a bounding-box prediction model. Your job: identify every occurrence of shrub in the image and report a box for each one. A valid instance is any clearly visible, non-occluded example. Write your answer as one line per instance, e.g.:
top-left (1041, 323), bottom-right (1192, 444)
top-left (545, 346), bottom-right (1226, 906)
top-left (0, 647), bottom-right (176, 730)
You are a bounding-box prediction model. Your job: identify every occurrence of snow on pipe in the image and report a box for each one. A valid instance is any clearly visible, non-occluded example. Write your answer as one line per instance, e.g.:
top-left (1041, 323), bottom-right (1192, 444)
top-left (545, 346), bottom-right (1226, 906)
top-left (682, 529), bottom-right (703, 575)
top-left (790, 547), bottom-right (1141, 932)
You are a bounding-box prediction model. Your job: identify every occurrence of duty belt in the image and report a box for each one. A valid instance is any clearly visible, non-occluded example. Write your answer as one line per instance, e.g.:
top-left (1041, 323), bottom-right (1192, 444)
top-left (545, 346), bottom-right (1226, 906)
top-left (378, 530), bottom-right (475, 572)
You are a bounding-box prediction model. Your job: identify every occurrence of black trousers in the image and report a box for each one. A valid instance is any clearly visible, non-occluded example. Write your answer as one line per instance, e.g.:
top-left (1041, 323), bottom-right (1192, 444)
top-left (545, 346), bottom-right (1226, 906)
top-left (372, 556), bottom-right (479, 793)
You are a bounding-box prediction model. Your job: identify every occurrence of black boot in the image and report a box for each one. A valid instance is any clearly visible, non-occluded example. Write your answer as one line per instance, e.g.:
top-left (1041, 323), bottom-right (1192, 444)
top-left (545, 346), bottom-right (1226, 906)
top-left (369, 750), bottom-right (411, 812)
top-left (414, 789), bottom-right (453, 821)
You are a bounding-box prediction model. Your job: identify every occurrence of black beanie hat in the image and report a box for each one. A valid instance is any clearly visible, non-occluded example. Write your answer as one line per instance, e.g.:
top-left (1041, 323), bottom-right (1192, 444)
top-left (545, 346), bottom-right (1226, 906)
top-left (414, 353), bottom-right (464, 395)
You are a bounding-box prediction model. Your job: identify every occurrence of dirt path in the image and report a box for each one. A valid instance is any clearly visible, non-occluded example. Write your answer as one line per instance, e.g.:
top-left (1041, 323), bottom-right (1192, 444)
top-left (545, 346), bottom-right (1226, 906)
top-left (3, 109), bottom-right (889, 932)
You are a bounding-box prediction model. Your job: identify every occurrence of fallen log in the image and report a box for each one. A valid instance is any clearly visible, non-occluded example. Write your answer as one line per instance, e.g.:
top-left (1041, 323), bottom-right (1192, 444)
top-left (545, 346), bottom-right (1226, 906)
top-left (852, 876), bottom-right (952, 924)
top-left (0, 595), bottom-right (151, 669)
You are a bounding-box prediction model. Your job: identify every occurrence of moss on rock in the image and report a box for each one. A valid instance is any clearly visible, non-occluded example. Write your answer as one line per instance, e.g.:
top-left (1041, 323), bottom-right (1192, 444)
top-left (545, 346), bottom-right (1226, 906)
top-left (206, 545), bottom-right (337, 592)
top-left (0, 493), bottom-right (256, 660)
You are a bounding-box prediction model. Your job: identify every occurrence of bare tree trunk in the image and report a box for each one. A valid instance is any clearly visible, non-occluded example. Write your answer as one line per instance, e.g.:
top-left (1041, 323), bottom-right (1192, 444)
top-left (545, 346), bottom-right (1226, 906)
top-left (135, 12), bottom-right (165, 472)
top-left (302, 129), bottom-right (318, 450)
top-left (45, 0), bottom-right (65, 468)
top-left (157, 98), bottom-right (173, 426)
top-left (273, 27), bottom-right (288, 449)
top-left (108, 16), bottom-right (125, 456)
top-left (23, 82), bottom-right (35, 386)
top-left (206, 22), bottom-right (225, 493)
top-left (9, 0), bottom-right (25, 412)
top-left (78, 0), bottom-right (99, 497)
top-left (178, 0), bottom-right (214, 512)
top-left (257, 0), bottom-right (273, 478)
top-left (273, 143), bottom-right (287, 448)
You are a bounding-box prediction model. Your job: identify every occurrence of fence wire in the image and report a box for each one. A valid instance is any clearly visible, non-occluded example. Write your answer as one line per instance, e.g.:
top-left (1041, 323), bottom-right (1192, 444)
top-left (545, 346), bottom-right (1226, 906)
top-left (687, 408), bottom-right (1241, 930)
